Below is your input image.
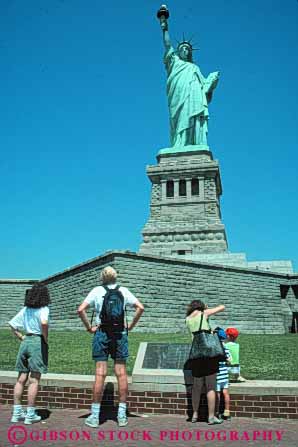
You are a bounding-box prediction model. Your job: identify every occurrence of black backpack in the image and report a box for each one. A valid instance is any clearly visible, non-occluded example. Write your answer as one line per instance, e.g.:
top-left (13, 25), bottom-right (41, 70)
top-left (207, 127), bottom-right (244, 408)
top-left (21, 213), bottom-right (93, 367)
top-left (100, 285), bottom-right (125, 332)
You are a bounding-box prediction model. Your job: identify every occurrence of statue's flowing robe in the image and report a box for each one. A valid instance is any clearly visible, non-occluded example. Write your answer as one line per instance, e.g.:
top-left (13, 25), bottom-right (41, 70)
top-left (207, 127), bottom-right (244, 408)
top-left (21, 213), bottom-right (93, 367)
top-left (164, 47), bottom-right (218, 146)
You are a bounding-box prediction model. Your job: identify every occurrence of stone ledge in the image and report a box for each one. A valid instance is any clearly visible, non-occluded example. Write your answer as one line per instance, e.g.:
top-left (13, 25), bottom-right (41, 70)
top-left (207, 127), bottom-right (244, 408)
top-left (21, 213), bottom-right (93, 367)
top-left (0, 371), bottom-right (131, 388)
top-left (0, 371), bottom-right (297, 395)
top-left (226, 380), bottom-right (298, 396)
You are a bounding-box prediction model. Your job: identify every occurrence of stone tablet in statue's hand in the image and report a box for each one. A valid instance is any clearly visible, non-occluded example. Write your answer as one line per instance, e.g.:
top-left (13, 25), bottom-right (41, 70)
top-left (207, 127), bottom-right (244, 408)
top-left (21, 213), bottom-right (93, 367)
top-left (208, 71), bottom-right (220, 86)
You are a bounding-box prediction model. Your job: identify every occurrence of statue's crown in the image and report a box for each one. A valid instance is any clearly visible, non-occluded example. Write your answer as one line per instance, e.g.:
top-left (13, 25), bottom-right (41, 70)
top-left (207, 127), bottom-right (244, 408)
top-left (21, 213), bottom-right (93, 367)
top-left (177, 41), bottom-right (193, 50)
top-left (177, 35), bottom-right (198, 52)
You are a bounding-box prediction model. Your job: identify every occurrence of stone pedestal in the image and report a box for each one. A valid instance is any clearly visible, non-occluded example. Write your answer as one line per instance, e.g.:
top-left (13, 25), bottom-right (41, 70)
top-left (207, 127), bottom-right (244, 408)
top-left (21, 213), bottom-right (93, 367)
top-left (139, 146), bottom-right (228, 258)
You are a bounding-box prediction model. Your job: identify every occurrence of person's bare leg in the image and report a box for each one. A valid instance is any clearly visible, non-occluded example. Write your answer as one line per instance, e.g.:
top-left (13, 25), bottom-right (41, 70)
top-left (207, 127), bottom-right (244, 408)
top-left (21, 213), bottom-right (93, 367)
top-left (192, 377), bottom-right (203, 419)
top-left (236, 366), bottom-right (246, 382)
top-left (24, 372), bottom-right (42, 423)
top-left (14, 373), bottom-right (28, 405)
top-left (93, 361), bottom-right (107, 403)
top-left (222, 388), bottom-right (230, 417)
top-left (207, 389), bottom-right (216, 419)
top-left (114, 361), bottom-right (128, 425)
top-left (114, 361), bottom-right (128, 403)
top-left (85, 361), bottom-right (107, 427)
top-left (11, 373), bottom-right (28, 421)
top-left (216, 391), bottom-right (221, 416)
top-left (27, 372), bottom-right (41, 407)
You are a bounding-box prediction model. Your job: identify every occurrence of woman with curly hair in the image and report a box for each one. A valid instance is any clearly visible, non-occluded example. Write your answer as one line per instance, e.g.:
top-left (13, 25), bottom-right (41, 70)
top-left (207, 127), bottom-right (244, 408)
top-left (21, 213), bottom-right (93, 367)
top-left (186, 299), bottom-right (225, 425)
top-left (8, 283), bottom-right (50, 424)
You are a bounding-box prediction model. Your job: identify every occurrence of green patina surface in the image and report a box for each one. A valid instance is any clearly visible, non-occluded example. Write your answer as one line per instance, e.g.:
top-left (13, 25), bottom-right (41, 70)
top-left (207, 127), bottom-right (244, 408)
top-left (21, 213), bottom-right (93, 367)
top-left (160, 8), bottom-right (219, 149)
top-left (158, 145), bottom-right (210, 155)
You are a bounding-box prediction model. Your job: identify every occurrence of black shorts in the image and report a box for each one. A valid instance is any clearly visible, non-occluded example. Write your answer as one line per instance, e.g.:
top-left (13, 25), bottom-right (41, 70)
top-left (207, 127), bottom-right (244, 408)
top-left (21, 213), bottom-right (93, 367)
top-left (190, 358), bottom-right (219, 378)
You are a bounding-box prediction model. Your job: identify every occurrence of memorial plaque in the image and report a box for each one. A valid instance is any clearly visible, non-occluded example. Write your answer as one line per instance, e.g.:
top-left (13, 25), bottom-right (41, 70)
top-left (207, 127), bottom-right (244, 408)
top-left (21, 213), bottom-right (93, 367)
top-left (142, 343), bottom-right (190, 369)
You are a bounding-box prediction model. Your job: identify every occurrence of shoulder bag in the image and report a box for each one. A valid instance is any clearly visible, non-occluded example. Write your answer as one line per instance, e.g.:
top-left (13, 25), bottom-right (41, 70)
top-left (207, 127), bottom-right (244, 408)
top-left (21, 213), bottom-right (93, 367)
top-left (188, 312), bottom-right (226, 362)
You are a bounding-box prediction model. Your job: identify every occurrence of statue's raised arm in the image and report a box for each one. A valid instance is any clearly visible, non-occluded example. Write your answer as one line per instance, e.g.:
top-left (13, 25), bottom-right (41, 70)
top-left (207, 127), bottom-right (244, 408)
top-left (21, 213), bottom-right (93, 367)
top-left (157, 5), bottom-right (172, 50)
top-left (156, 5), bottom-right (220, 149)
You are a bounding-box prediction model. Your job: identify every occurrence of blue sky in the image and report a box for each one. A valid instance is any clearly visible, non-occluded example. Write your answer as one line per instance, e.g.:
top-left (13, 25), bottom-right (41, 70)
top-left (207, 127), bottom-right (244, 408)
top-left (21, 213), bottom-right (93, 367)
top-left (1, 0), bottom-right (297, 279)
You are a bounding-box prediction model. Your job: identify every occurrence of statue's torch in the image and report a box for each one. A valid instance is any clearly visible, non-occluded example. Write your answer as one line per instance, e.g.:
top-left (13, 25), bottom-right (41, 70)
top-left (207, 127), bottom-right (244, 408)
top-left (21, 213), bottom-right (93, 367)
top-left (157, 4), bottom-right (169, 30)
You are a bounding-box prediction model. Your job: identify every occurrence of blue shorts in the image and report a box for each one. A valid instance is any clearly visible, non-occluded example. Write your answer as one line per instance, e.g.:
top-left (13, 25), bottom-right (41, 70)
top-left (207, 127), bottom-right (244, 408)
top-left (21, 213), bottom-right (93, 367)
top-left (216, 380), bottom-right (229, 392)
top-left (92, 329), bottom-right (128, 362)
top-left (229, 366), bottom-right (240, 374)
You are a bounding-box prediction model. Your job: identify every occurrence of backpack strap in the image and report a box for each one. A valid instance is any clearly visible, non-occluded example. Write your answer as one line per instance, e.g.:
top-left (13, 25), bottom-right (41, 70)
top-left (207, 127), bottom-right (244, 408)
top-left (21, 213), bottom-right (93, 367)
top-left (91, 287), bottom-right (109, 328)
top-left (117, 286), bottom-right (129, 336)
top-left (117, 285), bottom-right (128, 335)
top-left (198, 311), bottom-right (204, 331)
top-left (99, 286), bottom-right (110, 325)
top-left (125, 301), bottom-right (128, 335)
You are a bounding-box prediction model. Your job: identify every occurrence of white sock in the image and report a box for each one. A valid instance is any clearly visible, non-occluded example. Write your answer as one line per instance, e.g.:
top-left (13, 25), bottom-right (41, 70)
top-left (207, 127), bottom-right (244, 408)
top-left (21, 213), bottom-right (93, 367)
top-left (118, 402), bottom-right (127, 417)
top-left (91, 403), bottom-right (100, 417)
top-left (13, 404), bottom-right (22, 415)
top-left (27, 407), bottom-right (36, 417)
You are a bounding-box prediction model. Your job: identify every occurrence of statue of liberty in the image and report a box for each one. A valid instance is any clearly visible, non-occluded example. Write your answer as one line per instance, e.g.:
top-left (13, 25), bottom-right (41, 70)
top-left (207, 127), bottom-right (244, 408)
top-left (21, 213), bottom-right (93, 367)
top-left (157, 5), bottom-right (219, 148)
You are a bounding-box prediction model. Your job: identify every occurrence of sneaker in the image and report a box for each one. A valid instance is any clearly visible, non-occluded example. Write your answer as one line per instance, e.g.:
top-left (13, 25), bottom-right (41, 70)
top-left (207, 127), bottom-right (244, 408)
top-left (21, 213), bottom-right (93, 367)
top-left (223, 415), bottom-right (232, 421)
top-left (10, 410), bottom-right (26, 423)
top-left (84, 414), bottom-right (99, 428)
top-left (208, 416), bottom-right (223, 425)
top-left (24, 414), bottom-right (41, 425)
top-left (236, 376), bottom-right (246, 382)
top-left (229, 374), bottom-right (238, 382)
top-left (117, 415), bottom-right (128, 427)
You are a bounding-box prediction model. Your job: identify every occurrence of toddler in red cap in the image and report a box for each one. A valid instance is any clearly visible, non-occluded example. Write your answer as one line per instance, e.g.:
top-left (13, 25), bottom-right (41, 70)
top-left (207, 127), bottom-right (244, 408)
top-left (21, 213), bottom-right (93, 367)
top-left (225, 328), bottom-right (246, 382)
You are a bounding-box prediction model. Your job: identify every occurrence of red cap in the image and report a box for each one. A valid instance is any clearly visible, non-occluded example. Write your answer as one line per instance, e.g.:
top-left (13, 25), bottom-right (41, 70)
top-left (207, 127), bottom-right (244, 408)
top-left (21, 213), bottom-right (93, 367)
top-left (226, 327), bottom-right (239, 339)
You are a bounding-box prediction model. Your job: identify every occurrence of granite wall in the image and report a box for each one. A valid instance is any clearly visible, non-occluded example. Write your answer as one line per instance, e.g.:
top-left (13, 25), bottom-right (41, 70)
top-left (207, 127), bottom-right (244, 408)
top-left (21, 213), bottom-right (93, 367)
top-left (1, 251), bottom-right (297, 333)
top-left (0, 280), bottom-right (37, 328)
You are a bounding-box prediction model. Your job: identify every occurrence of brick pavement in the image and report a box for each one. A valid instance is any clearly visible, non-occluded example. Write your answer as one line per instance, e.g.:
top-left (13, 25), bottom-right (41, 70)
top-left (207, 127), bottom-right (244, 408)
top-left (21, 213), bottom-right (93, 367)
top-left (0, 406), bottom-right (297, 447)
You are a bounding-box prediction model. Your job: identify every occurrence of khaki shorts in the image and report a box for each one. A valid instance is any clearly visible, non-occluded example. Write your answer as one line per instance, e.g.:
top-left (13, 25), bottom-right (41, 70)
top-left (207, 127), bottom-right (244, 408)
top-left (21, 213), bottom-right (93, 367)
top-left (15, 335), bottom-right (48, 374)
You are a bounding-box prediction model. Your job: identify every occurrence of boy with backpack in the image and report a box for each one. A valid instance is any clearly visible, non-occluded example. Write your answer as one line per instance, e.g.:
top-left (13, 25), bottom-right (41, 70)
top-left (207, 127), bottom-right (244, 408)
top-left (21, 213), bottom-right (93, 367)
top-left (225, 327), bottom-right (246, 382)
top-left (77, 266), bottom-right (144, 428)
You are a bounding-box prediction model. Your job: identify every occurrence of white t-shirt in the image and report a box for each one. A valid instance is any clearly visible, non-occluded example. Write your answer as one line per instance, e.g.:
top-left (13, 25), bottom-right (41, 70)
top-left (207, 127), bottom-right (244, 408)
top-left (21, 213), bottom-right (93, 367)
top-left (84, 284), bottom-right (137, 325)
top-left (9, 306), bottom-right (50, 335)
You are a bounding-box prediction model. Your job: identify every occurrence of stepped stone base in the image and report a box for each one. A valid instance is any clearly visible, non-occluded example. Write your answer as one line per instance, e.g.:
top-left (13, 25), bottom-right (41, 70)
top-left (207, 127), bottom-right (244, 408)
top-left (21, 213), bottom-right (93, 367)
top-left (140, 148), bottom-right (229, 257)
top-left (180, 252), bottom-right (293, 274)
